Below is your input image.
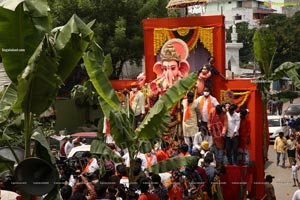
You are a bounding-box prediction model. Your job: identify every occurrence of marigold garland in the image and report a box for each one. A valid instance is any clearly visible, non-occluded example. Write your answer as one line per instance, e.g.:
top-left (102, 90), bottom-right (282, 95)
top-left (177, 27), bottom-right (190, 36)
top-left (153, 27), bottom-right (214, 55)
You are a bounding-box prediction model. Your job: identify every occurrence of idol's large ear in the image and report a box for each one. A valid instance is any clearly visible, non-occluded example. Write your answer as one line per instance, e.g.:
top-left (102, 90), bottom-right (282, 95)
top-left (153, 62), bottom-right (164, 76)
top-left (178, 60), bottom-right (190, 77)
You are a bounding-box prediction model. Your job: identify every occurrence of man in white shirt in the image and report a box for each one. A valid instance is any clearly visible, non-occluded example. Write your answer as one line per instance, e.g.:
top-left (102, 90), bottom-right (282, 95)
top-left (129, 82), bottom-right (145, 128)
top-left (82, 151), bottom-right (99, 174)
top-left (225, 104), bottom-right (240, 165)
top-left (64, 137), bottom-right (73, 157)
top-left (195, 87), bottom-right (219, 132)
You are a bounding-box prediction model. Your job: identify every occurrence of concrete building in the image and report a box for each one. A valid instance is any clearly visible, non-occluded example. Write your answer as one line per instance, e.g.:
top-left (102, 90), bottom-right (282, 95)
top-left (200, 0), bottom-right (276, 28)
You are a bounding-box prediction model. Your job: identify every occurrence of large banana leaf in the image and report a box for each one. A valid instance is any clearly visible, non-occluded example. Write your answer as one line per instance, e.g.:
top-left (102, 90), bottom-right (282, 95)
top-left (0, 0), bottom-right (49, 84)
top-left (90, 140), bottom-right (123, 163)
top-left (148, 156), bottom-right (199, 174)
top-left (83, 41), bottom-right (120, 118)
top-left (108, 109), bottom-right (135, 148)
top-left (136, 73), bottom-right (198, 139)
top-left (271, 62), bottom-right (300, 89)
top-left (12, 35), bottom-right (60, 115)
top-left (253, 30), bottom-right (276, 78)
top-left (31, 129), bottom-right (57, 165)
top-left (23, 0), bottom-right (50, 33)
top-left (55, 15), bottom-right (94, 81)
top-left (0, 83), bottom-right (18, 123)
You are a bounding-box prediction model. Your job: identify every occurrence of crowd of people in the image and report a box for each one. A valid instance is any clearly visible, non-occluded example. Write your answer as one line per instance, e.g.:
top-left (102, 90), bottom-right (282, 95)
top-left (11, 55), bottom-right (255, 199)
top-left (0, 51), bottom-right (264, 199)
top-left (42, 81), bottom-right (254, 200)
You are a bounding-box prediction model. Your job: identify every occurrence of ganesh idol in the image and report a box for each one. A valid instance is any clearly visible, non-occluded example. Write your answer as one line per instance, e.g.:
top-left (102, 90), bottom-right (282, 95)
top-left (152, 38), bottom-right (190, 95)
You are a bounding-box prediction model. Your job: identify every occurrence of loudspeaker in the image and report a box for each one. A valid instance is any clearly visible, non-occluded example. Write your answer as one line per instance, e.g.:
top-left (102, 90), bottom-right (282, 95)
top-left (14, 157), bottom-right (58, 196)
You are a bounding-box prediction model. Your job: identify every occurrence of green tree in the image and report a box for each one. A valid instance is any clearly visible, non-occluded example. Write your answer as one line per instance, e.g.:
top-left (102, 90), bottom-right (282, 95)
top-left (49, 0), bottom-right (169, 79)
top-left (261, 11), bottom-right (300, 68)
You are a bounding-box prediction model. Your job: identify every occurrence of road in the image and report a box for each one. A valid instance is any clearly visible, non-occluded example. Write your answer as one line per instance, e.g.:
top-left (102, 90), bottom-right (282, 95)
top-left (265, 144), bottom-right (298, 200)
top-left (264, 98), bottom-right (300, 200)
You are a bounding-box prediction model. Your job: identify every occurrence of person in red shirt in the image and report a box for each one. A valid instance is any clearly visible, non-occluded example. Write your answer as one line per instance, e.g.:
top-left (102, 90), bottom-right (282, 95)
top-left (238, 108), bottom-right (251, 165)
top-left (207, 104), bottom-right (228, 167)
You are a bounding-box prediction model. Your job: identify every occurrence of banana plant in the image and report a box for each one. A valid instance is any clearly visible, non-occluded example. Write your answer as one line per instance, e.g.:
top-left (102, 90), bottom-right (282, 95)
top-left (0, 0), bottom-right (96, 199)
top-left (83, 41), bottom-right (199, 181)
top-left (253, 29), bottom-right (300, 160)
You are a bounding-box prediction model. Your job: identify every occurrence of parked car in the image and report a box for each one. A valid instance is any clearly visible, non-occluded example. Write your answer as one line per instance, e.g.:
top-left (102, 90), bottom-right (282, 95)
top-left (67, 144), bottom-right (91, 158)
top-left (284, 104), bottom-right (300, 117)
top-left (70, 132), bottom-right (97, 145)
top-left (268, 115), bottom-right (289, 142)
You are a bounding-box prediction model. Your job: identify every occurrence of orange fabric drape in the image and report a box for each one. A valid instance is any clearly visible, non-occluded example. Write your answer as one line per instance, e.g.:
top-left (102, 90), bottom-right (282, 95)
top-left (183, 101), bottom-right (193, 122)
top-left (199, 96), bottom-right (212, 116)
top-left (83, 158), bottom-right (93, 173)
top-left (105, 119), bottom-right (110, 135)
top-left (145, 154), bottom-right (153, 168)
top-left (129, 92), bottom-right (136, 107)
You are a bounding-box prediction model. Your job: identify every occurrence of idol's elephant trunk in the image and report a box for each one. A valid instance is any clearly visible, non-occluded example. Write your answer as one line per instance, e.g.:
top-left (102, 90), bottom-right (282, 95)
top-left (165, 70), bottom-right (174, 87)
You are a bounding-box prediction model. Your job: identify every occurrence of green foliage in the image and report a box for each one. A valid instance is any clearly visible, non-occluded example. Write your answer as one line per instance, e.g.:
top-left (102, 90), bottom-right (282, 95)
top-left (71, 81), bottom-right (98, 106)
top-left (0, 2), bottom-right (99, 199)
top-left (260, 11), bottom-right (300, 67)
top-left (253, 29), bottom-right (277, 77)
top-left (0, 0), bottom-right (50, 84)
top-left (271, 62), bottom-right (300, 88)
top-left (90, 140), bottom-right (123, 163)
top-left (148, 156), bottom-right (199, 173)
top-left (83, 41), bottom-right (118, 118)
top-left (49, 0), bottom-right (169, 79)
top-left (0, 84), bottom-right (18, 123)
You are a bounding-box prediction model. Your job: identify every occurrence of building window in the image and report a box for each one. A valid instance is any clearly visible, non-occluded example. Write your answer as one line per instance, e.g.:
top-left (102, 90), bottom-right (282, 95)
top-left (237, 1), bottom-right (242, 7)
top-left (235, 14), bottom-right (242, 20)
